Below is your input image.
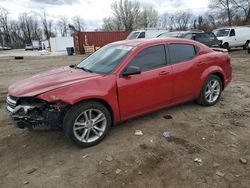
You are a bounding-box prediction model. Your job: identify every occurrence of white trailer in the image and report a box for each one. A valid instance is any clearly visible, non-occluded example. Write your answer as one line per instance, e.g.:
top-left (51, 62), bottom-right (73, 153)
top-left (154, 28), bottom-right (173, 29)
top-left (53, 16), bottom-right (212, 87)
top-left (50, 37), bottom-right (74, 52)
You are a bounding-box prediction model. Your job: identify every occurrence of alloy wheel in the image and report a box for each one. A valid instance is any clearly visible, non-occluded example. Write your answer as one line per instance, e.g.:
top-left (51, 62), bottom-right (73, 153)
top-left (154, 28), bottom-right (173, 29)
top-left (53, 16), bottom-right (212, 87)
top-left (73, 109), bottom-right (107, 143)
top-left (205, 79), bottom-right (221, 103)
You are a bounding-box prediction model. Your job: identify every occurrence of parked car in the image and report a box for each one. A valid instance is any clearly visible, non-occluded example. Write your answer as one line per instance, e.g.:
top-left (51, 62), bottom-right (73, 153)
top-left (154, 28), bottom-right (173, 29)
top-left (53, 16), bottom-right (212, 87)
top-left (25, 44), bottom-right (33, 51)
top-left (158, 31), bottom-right (221, 47)
top-left (127, 29), bottom-right (167, 40)
top-left (157, 31), bottom-right (187, 38)
top-left (213, 26), bottom-right (250, 50)
top-left (183, 32), bottom-right (221, 47)
top-left (6, 38), bottom-right (232, 147)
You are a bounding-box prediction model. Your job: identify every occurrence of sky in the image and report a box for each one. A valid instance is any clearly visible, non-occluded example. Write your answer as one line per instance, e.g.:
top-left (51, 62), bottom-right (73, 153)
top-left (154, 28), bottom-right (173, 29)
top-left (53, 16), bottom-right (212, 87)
top-left (0, 0), bottom-right (209, 30)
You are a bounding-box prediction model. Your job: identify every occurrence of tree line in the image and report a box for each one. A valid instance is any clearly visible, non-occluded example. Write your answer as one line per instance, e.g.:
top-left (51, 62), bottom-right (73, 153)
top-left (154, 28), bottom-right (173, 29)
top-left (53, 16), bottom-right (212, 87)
top-left (0, 8), bottom-right (85, 48)
top-left (102, 0), bottom-right (250, 31)
top-left (1, 0), bottom-right (250, 48)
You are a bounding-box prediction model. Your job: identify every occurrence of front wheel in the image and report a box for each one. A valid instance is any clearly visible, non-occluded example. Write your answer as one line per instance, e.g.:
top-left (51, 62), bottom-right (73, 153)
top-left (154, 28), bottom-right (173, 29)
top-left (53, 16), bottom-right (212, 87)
top-left (197, 75), bottom-right (222, 106)
top-left (63, 101), bottom-right (111, 147)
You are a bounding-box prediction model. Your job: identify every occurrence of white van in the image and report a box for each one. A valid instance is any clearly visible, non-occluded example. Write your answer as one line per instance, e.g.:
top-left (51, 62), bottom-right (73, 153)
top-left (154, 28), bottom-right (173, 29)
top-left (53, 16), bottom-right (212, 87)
top-left (213, 26), bottom-right (250, 49)
top-left (127, 29), bottom-right (167, 40)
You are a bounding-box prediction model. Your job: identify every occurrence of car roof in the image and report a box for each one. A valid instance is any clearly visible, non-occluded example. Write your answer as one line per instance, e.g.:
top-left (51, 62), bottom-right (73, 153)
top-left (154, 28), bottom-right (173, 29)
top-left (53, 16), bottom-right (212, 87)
top-left (112, 38), bottom-right (202, 47)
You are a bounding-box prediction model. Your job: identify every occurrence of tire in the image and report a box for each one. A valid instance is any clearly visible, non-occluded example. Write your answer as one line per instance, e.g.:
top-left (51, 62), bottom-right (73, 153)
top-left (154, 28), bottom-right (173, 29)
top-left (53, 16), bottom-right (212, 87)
top-left (63, 101), bottom-right (112, 147)
top-left (243, 41), bottom-right (249, 50)
top-left (222, 43), bottom-right (230, 51)
top-left (197, 75), bottom-right (222, 106)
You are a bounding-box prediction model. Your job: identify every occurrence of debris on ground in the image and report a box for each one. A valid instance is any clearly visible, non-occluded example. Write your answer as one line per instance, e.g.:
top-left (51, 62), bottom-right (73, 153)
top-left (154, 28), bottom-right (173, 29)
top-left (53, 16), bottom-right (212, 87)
top-left (23, 181), bottom-right (29, 185)
top-left (163, 115), bottom-right (173, 119)
top-left (213, 163), bottom-right (220, 168)
top-left (101, 171), bottom-right (109, 175)
top-left (163, 131), bottom-right (171, 139)
top-left (134, 130), bottom-right (143, 136)
top-left (216, 170), bottom-right (225, 177)
top-left (26, 168), bottom-right (37, 174)
top-left (194, 158), bottom-right (202, 163)
top-left (115, 169), bottom-right (122, 174)
top-left (14, 56), bottom-right (24, 60)
top-left (82, 154), bottom-right (89, 159)
top-left (239, 158), bottom-right (247, 164)
top-left (105, 155), bottom-right (113, 162)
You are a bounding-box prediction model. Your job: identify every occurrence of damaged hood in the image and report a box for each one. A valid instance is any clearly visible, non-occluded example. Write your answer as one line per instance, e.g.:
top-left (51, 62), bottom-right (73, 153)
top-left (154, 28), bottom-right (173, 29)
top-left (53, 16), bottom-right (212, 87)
top-left (8, 66), bottom-right (101, 97)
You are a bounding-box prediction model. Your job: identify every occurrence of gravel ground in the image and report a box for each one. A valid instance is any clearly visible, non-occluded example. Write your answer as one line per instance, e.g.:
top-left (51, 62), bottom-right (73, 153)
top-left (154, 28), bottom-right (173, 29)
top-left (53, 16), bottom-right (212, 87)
top-left (0, 50), bottom-right (249, 188)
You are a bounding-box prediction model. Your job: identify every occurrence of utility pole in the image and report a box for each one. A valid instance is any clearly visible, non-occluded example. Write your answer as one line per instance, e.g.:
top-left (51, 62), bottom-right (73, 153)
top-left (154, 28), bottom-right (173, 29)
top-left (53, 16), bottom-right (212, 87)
top-left (226, 0), bottom-right (232, 26)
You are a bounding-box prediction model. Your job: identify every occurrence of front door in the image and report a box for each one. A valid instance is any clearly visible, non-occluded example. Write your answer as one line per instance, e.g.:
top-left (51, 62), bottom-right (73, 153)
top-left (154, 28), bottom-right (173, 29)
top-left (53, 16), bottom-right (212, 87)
top-left (228, 29), bottom-right (237, 46)
top-left (117, 45), bottom-right (173, 120)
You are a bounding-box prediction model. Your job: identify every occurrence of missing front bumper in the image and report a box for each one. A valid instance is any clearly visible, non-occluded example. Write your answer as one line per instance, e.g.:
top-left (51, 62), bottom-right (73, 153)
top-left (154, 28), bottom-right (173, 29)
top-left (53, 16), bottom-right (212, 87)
top-left (9, 105), bottom-right (65, 129)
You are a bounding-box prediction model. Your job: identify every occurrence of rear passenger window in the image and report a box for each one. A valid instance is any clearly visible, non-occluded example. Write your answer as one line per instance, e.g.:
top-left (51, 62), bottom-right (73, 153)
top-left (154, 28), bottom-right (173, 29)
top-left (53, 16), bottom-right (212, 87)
top-left (129, 45), bottom-right (167, 72)
top-left (168, 44), bottom-right (196, 64)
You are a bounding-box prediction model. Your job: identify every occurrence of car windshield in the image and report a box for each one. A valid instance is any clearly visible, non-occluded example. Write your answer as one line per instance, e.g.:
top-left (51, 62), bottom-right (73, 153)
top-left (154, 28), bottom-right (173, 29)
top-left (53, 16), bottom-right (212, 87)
top-left (127, 32), bottom-right (140, 39)
top-left (215, 29), bottom-right (230, 37)
top-left (77, 44), bottom-right (133, 74)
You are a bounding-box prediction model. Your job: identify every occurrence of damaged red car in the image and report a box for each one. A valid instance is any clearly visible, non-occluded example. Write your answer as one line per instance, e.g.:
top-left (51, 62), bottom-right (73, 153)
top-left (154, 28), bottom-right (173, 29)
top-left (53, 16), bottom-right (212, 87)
top-left (6, 38), bottom-right (232, 147)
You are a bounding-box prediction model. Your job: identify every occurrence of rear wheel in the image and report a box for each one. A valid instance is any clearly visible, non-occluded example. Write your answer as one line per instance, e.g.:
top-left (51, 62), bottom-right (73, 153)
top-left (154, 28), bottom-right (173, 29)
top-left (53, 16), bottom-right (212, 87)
top-left (63, 101), bottom-right (111, 147)
top-left (243, 41), bottom-right (249, 50)
top-left (197, 75), bottom-right (222, 106)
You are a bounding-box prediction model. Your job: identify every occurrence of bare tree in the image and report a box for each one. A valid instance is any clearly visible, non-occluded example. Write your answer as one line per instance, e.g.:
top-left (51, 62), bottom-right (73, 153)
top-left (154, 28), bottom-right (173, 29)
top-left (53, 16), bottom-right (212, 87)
top-left (72, 16), bottom-right (85, 32)
top-left (112, 0), bottom-right (140, 31)
top-left (170, 11), bottom-right (193, 30)
top-left (231, 0), bottom-right (250, 24)
top-left (0, 6), bottom-right (11, 46)
top-left (138, 6), bottom-right (159, 28)
top-left (102, 17), bottom-right (123, 31)
top-left (209, 0), bottom-right (233, 26)
top-left (58, 16), bottom-right (68, 36)
top-left (41, 11), bottom-right (54, 47)
top-left (19, 13), bottom-right (34, 44)
top-left (160, 11), bottom-right (193, 31)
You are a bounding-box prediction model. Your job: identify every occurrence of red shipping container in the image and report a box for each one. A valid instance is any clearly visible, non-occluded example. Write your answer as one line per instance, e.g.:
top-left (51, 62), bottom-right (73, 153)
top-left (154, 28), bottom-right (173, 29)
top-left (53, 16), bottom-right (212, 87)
top-left (74, 31), bottom-right (130, 54)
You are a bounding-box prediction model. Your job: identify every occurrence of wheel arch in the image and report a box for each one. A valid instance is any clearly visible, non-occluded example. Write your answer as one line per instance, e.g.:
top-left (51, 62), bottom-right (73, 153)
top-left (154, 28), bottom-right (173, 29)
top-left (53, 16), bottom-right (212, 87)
top-left (196, 67), bottom-right (226, 98)
top-left (212, 72), bottom-right (225, 90)
top-left (71, 98), bottom-right (115, 126)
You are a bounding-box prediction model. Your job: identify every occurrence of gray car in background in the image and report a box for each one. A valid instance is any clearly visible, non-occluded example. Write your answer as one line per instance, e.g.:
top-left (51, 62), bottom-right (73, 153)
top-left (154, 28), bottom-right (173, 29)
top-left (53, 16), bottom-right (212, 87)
top-left (158, 31), bottom-right (221, 48)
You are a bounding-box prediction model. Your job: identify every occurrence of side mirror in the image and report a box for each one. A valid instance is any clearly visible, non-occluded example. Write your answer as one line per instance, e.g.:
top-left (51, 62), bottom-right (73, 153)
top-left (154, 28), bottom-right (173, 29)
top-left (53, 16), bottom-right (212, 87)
top-left (122, 66), bottom-right (141, 76)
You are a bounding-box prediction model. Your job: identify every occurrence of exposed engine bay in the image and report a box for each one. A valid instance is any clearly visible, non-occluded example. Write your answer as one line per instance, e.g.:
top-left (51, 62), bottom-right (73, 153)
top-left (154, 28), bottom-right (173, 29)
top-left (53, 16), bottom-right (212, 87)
top-left (6, 95), bottom-right (69, 130)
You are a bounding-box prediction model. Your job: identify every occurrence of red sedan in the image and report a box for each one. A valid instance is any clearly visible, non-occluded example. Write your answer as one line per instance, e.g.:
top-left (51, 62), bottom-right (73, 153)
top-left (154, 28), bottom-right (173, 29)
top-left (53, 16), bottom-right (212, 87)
top-left (6, 38), bottom-right (232, 147)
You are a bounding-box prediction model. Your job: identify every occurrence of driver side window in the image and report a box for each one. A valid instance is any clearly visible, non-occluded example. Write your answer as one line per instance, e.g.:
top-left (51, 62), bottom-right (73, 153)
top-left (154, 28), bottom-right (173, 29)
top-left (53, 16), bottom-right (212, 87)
top-left (230, 29), bottom-right (235, 36)
top-left (128, 45), bottom-right (167, 72)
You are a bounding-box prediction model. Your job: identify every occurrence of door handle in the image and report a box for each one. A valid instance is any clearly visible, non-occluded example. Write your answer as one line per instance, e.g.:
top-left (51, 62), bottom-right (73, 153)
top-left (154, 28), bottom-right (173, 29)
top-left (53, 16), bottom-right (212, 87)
top-left (159, 71), bottom-right (170, 75)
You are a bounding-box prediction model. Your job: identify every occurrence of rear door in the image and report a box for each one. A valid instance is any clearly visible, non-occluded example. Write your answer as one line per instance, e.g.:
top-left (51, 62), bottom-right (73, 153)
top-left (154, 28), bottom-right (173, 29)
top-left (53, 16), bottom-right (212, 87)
top-left (167, 43), bottom-right (199, 101)
top-left (117, 45), bottom-right (173, 120)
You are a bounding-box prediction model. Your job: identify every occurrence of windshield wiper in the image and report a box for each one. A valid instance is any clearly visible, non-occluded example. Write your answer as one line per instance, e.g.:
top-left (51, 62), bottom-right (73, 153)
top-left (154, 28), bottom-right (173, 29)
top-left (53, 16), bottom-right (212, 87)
top-left (76, 66), bottom-right (93, 73)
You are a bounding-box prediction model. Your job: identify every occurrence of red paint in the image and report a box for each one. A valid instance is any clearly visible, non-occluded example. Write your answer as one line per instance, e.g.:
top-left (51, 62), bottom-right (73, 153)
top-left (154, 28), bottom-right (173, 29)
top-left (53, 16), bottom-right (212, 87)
top-left (8, 38), bottom-right (232, 124)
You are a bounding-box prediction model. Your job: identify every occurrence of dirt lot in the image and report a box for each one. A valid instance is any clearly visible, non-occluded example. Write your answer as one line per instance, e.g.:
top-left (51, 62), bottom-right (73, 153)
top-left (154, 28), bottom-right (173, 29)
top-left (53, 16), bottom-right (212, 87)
top-left (0, 51), bottom-right (249, 188)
